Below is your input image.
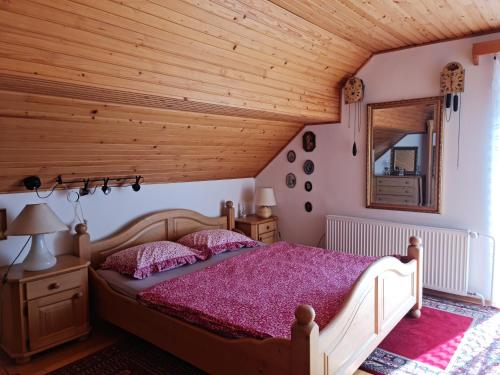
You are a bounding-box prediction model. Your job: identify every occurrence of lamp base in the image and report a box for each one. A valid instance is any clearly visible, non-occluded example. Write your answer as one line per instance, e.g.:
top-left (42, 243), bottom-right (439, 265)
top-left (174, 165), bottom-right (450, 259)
top-left (23, 234), bottom-right (57, 271)
top-left (256, 206), bottom-right (272, 219)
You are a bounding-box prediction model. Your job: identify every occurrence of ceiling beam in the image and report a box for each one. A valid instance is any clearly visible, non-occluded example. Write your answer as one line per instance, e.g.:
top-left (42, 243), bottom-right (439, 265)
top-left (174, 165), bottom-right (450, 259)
top-left (473, 39), bottom-right (500, 65)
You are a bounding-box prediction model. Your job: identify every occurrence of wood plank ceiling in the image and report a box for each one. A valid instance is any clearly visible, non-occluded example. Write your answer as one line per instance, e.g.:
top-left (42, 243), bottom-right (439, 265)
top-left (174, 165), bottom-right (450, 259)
top-left (0, 0), bottom-right (498, 192)
top-left (269, 0), bottom-right (500, 52)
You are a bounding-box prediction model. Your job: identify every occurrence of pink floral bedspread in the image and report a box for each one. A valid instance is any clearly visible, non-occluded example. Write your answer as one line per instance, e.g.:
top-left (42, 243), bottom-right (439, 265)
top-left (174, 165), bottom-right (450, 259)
top-left (138, 241), bottom-right (377, 339)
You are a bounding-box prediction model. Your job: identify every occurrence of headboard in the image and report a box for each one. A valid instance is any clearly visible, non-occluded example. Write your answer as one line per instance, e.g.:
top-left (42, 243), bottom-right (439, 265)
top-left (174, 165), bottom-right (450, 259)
top-left (74, 201), bottom-right (235, 267)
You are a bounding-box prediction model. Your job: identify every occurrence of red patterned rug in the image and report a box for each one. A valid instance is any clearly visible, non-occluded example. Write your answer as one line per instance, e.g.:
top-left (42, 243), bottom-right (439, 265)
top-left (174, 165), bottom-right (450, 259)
top-left (361, 295), bottom-right (499, 374)
top-left (50, 296), bottom-right (498, 375)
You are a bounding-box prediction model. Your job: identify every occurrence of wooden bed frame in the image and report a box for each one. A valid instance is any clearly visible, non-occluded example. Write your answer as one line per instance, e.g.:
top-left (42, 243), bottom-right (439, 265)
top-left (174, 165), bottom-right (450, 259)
top-left (74, 201), bottom-right (422, 375)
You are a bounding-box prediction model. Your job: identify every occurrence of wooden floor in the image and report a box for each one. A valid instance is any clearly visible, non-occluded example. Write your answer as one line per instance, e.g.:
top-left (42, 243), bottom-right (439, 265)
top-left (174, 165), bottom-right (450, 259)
top-left (0, 321), bottom-right (370, 375)
top-left (0, 322), bottom-right (125, 375)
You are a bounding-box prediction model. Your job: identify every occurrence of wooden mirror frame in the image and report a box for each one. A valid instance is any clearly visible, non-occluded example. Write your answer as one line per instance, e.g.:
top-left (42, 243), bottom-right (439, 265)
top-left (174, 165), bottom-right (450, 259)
top-left (366, 97), bottom-right (443, 213)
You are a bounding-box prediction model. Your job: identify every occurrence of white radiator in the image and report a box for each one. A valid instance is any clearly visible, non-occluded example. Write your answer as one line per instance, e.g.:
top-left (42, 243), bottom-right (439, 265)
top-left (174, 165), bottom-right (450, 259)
top-left (326, 215), bottom-right (471, 296)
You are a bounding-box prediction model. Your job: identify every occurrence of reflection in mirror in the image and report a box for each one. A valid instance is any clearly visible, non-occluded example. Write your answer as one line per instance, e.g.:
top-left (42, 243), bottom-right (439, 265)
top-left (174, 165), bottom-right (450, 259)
top-left (367, 97), bottom-right (443, 213)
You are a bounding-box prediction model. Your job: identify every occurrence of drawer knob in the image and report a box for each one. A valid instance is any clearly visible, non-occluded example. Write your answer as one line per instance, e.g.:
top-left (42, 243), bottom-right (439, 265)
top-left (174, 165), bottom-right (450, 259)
top-left (259, 237), bottom-right (262, 241)
top-left (266, 225), bottom-right (270, 230)
top-left (48, 282), bottom-right (60, 290)
top-left (73, 291), bottom-right (83, 299)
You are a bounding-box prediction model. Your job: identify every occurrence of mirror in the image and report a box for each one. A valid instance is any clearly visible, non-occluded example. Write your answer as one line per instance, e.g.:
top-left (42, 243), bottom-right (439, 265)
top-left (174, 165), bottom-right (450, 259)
top-left (366, 97), bottom-right (443, 213)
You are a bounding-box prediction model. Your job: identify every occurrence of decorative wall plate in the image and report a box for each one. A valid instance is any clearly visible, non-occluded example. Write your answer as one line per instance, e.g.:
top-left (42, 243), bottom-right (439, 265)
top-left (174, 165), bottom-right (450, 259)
top-left (303, 160), bottom-right (314, 175)
top-left (305, 181), bottom-right (312, 192)
top-left (287, 150), bottom-right (296, 163)
top-left (305, 202), bottom-right (312, 212)
top-left (286, 173), bottom-right (296, 188)
top-left (303, 131), bottom-right (316, 152)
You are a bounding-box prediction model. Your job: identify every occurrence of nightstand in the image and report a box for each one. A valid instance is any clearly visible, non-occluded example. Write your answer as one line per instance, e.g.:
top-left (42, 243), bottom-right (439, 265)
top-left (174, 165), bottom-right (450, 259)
top-left (235, 215), bottom-right (278, 244)
top-left (0, 255), bottom-right (91, 364)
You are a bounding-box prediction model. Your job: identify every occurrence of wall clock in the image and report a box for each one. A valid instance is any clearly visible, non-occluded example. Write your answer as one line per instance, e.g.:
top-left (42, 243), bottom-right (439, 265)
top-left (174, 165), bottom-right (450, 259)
top-left (343, 76), bottom-right (365, 157)
top-left (343, 77), bottom-right (364, 104)
top-left (303, 160), bottom-right (314, 175)
top-left (287, 150), bottom-right (296, 163)
top-left (302, 131), bottom-right (316, 152)
top-left (305, 181), bottom-right (312, 192)
top-left (305, 202), bottom-right (312, 212)
top-left (440, 62), bottom-right (465, 96)
top-left (286, 173), bottom-right (296, 188)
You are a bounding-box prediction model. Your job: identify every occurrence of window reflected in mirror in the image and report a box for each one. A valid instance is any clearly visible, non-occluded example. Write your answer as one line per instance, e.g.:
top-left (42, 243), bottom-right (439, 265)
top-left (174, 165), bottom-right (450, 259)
top-left (367, 97), bottom-right (443, 213)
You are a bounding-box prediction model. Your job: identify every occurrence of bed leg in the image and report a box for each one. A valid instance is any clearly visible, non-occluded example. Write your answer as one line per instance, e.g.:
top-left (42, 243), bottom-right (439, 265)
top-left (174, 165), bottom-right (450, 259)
top-left (291, 304), bottom-right (319, 375)
top-left (407, 236), bottom-right (423, 319)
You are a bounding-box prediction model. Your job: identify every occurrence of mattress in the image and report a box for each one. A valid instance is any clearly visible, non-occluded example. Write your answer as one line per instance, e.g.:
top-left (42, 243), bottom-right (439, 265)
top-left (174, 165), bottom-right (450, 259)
top-left (97, 246), bottom-right (260, 299)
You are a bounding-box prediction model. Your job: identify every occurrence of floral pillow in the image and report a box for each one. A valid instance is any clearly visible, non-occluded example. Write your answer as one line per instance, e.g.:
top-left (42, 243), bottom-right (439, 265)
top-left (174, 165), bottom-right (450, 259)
top-left (177, 229), bottom-right (260, 257)
top-left (101, 241), bottom-right (204, 279)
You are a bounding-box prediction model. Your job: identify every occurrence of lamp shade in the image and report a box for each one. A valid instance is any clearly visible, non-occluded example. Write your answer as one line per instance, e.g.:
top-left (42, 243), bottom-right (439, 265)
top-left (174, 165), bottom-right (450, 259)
top-left (7, 204), bottom-right (68, 236)
top-left (255, 187), bottom-right (276, 207)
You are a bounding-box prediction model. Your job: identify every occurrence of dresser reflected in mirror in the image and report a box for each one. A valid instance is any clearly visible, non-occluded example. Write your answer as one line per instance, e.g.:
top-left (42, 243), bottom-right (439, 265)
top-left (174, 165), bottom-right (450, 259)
top-left (367, 97), bottom-right (443, 213)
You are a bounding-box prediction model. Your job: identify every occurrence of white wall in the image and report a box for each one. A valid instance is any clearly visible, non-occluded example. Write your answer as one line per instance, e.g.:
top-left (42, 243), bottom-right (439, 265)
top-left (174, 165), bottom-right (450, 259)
top-left (0, 178), bottom-right (254, 266)
top-left (257, 33), bottom-right (500, 299)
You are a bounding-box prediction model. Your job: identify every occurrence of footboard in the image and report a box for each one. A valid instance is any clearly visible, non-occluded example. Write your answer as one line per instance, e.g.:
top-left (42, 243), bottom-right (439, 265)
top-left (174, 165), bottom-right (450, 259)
top-left (311, 236), bottom-right (423, 375)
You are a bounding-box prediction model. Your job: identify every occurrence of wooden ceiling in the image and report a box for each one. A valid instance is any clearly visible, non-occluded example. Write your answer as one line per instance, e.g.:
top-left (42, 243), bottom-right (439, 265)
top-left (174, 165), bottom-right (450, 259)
top-left (0, 0), bottom-right (370, 123)
top-left (269, 0), bottom-right (500, 52)
top-left (0, 1), bottom-right (498, 192)
top-left (0, 91), bottom-right (301, 192)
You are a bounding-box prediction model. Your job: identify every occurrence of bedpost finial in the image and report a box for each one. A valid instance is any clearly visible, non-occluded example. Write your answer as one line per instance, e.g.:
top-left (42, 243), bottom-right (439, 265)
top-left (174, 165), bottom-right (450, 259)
top-left (409, 236), bottom-right (422, 246)
top-left (226, 201), bottom-right (233, 208)
top-left (295, 304), bottom-right (315, 325)
top-left (75, 223), bottom-right (88, 235)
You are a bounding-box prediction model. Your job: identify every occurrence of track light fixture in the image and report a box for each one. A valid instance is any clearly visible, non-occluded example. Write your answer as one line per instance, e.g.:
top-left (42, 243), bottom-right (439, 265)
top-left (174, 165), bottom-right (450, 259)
top-left (23, 176), bottom-right (42, 190)
top-left (22, 174), bottom-right (144, 198)
top-left (79, 179), bottom-right (91, 196)
top-left (101, 178), bottom-right (112, 195)
top-left (132, 176), bottom-right (142, 192)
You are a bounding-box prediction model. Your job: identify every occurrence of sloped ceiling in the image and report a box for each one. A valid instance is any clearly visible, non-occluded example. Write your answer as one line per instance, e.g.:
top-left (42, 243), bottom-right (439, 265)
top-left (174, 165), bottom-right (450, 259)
top-left (0, 0), bottom-right (498, 192)
top-left (269, 0), bottom-right (500, 52)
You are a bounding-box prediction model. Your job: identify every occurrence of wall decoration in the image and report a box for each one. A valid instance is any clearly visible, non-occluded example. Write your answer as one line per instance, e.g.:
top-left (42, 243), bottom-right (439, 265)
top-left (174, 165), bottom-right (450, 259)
top-left (440, 62), bottom-right (465, 167)
top-left (343, 76), bottom-right (365, 157)
top-left (286, 173), bottom-right (296, 188)
top-left (302, 131), bottom-right (316, 152)
top-left (303, 160), bottom-right (315, 175)
top-left (287, 150), bottom-right (296, 163)
top-left (305, 181), bottom-right (312, 192)
top-left (305, 202), bottom-right (313, 212)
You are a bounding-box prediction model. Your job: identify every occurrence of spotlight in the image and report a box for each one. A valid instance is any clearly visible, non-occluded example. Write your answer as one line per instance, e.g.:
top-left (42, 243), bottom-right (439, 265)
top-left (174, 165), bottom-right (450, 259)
top-left (23, 176), bottom-right (41, 190)
top-left (79, 180), bottom-right (90, 196)
top-left (132, 176), bottom-right (142, 192)
top-left (101, 178), bottom-right (111, 195)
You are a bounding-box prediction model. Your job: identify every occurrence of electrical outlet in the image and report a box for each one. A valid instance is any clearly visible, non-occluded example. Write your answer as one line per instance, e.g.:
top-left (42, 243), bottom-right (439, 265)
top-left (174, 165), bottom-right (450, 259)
top-left (0, 209), bottom-right (6, 240)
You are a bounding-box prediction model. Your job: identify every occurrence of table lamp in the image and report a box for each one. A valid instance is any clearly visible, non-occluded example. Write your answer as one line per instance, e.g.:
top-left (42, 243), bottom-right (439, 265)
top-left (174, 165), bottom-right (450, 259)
top-left (7, 204), bottom-right (68, 271)
top-left (255, 187), bottom-right (276, 219)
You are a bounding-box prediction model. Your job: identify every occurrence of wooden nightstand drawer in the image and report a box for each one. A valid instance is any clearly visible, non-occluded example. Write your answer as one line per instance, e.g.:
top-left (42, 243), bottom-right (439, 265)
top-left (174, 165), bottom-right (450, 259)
top-left (258, 231), bottom-right (275, 244)
top-left (258, 221), bottom-right (276, 234)
top-left (26, 270), bottom-right (83, 300)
